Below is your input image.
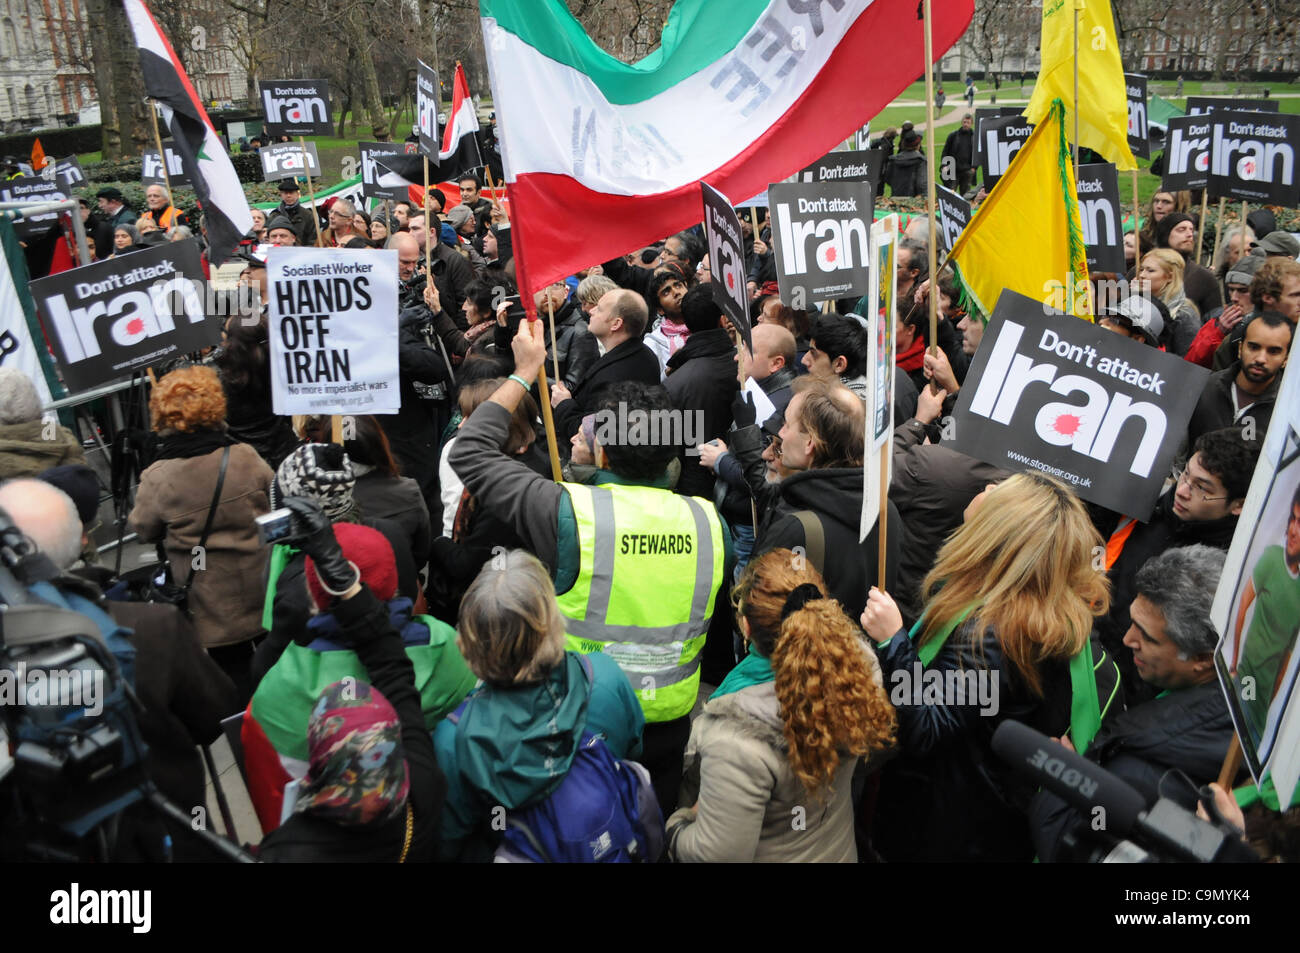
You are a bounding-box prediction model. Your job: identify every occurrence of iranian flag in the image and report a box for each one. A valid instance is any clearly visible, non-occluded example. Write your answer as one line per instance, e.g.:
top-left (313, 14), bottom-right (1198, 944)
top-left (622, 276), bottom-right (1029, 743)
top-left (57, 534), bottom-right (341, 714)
top-left (122, 0), bottom-right (254, 265)
top-left (481, 0), bottom-right (973, 303)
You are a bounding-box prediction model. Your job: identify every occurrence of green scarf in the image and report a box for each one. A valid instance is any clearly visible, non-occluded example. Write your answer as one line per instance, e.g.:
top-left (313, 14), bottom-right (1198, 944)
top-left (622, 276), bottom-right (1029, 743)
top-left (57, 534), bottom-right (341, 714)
top-left (908, 603), bottom-right (1110, 754)
top-left (711, 644), bottom-right (774, 700)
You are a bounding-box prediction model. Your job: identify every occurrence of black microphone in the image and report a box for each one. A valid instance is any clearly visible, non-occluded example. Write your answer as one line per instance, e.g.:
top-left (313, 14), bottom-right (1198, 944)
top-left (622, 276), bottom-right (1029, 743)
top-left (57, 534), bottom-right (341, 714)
top-left (992, 720), bottom-right (1257, 863)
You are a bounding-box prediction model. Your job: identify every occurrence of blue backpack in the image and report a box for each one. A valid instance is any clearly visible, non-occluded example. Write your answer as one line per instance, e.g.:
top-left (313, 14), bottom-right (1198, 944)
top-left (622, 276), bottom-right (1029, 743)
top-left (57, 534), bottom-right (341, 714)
top-left (451, 654), bottom-right (664, 863)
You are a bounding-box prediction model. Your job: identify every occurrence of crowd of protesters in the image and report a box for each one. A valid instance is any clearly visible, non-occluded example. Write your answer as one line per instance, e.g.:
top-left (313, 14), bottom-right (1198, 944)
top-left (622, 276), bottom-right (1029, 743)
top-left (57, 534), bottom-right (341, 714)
top-left (3, 106), bottom-right (1299, 863)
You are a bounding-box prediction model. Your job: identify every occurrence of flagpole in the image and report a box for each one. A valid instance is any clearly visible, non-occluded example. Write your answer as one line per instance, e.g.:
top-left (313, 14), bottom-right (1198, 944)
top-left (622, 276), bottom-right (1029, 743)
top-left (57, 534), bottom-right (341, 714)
top-left (147, 101), bottom-right (176, 225)
top-left (1240, 200), bottom-right (1248, 247)
top-left (1131, 170), bottom-right (1141, 267)
top-left (1210, 197), bottom-right (1227, 268)
top-left (423, 155), bottom-right (432, 289)
top-left (922, 0), bottom-right (939, 355)
top-left (1196, 187), bottom-right (1209, 262)
top-left (533, 355), bottom-right (564, 483)
top-left (1072, 1), bottom-right (1080, 179)
top-left (545, 293), bottom-right (561, 385)
top-left (300, 136), bottom-right (324, 248)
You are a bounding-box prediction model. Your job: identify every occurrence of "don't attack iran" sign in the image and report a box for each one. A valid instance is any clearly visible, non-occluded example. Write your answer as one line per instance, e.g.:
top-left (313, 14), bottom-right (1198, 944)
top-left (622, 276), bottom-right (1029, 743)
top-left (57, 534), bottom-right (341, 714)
top-left (268, 246), bottom-right (400, 415)
top-left (946, 291), bottom-right (1209, 519)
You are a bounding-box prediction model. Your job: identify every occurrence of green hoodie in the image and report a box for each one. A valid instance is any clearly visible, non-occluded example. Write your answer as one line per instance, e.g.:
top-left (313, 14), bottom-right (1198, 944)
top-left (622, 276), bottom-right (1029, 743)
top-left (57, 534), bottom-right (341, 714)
top-left (434, 651), bottom-right (644, 861)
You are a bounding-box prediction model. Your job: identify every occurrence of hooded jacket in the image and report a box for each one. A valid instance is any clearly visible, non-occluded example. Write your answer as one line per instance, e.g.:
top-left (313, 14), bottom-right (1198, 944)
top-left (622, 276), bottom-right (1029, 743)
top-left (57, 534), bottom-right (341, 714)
top-left (1030, 680), bottom-right (1232, 861)
top-left (756, 466), bottom-right (904, 620)
top-left (433, 650), bottom-right (644, 861)
top-left (885, 149), bottom-right (927, 197)
top-left (666, 680), bottom-right (864, 862)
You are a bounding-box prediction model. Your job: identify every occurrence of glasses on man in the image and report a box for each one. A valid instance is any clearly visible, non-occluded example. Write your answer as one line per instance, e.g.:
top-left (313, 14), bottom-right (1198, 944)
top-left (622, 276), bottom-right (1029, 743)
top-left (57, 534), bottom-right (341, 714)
top-left (1171, 465), bottom-right (1228, 503)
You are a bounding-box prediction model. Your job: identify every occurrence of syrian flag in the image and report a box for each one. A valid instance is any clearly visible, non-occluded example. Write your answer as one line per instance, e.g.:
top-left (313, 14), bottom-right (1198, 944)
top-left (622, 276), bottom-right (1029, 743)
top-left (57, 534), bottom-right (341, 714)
top-left (440, 63), bottom-right (483, 177)
top-left (373, 63), bottom-right (484, 188)
top-left (481, 0), bottom-right (972, 304)
top-left (122, 0), bottom-right (253, 265)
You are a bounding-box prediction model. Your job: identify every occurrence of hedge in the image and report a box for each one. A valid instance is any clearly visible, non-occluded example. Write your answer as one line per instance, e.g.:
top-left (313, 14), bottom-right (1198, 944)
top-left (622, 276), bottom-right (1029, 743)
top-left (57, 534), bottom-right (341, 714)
top-left (0, 125), bottom-right (103, 159)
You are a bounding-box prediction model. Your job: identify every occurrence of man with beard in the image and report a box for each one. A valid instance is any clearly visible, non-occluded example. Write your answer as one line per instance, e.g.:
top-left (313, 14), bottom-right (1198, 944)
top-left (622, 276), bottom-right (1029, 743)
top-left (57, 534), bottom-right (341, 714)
top-left (1188, 311), bottom-right (1292, 446)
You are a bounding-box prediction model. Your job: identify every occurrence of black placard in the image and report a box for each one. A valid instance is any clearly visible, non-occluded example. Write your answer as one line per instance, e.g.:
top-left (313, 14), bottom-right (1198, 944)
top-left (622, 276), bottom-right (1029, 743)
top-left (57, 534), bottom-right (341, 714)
top-left (360, 141), bottom-right (419, 200)
top-left (1125, 73), bottom-right (1150, 160)
top-left (979, 114), bottom-right (1033, 190)
top-left (700, 182), bottom-right (751, 355)
top-left (416, 60), bottom-right (440, 158)
top-left (141, 140), bottom-right (191, 187)
top-left (946, 290), bottom-right (1209, 519)
top-left (973, 105), bottom-right (1023, 168)
top-left (1186, 97), bottom-right (1281, 116)
top-left (1161, 114), bottom-right (1213, 192)
top-left (935, 185), bottom-right (971, 256)
top-left (1076, 163), bottom-right (1126, 274)
top-left (259, 79), bottom-right (333, 138)
top-left (0, 175), bottom-right (68, 240)
top-left (1206, 110), bottom-right (1300, 207)
top-left (769, 180), bottom-right (874, 309)
top-left (259, 141), bottom-right (321, 182)
top-left (797, 149), bottom-right (884, 185)
top-left (30, 240), bottom-right (216, 393)
top-left (51, 155), bottom-right (86, 191)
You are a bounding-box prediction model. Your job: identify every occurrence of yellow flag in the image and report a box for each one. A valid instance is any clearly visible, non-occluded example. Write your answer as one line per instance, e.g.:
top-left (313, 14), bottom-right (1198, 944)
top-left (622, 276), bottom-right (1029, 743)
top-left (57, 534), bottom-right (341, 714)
top-left (949, 100), bottom-right (1092, 320)
top-left (1025, 0), bottom-right (1135, 171)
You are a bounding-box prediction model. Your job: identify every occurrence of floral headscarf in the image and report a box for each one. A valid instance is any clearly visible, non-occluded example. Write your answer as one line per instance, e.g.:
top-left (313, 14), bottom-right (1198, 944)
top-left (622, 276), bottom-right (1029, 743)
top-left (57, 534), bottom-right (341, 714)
top-left (294, 680), bottom-right (409, 826)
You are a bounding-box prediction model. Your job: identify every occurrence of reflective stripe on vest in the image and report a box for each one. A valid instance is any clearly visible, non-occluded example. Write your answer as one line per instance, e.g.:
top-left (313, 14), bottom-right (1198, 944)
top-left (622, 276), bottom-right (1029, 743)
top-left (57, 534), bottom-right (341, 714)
top-left (557, 483), bottom-right (725, 723)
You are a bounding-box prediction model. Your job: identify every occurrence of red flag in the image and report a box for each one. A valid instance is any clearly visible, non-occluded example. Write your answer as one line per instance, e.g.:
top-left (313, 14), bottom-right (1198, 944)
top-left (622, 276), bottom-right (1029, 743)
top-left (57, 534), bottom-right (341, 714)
top-left (30, 138), bottom-right (46, 172)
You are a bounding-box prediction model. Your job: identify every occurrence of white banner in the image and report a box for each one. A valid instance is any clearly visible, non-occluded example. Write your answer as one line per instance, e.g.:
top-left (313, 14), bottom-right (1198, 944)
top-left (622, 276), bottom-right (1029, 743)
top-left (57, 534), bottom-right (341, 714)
top-left (0, 244), bottom-right (55, 407)
top-left (267, 246), bottom-right (400, 415)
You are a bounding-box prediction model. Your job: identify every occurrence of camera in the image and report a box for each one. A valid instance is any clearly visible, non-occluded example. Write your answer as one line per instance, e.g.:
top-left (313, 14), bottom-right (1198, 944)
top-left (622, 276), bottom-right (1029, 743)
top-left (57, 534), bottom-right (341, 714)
top-left (256, 508), bottom-right (295, 545)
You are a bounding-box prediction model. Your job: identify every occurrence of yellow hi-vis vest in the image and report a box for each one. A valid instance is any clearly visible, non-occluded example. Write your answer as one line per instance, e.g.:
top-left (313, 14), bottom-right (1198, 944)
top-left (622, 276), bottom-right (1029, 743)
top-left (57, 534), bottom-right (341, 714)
top-left (557, 482), bottom-right (725, 723)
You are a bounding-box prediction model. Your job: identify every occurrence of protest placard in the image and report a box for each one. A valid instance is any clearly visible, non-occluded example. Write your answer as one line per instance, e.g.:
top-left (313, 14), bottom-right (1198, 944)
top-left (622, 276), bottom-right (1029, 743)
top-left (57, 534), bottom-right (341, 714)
top-left (860, 215), bottom-right (895, 541)
top-left (798, 150), bottom-right (884, 186)
top-left (945, 290), bottom-right (1209, 519)
top-left (769, 180), bottom-right (873, 310)
top-left (1186, 97), bottom-right (1281, 116)
top-left (1205, 111), bottom-right (1299, 207)
top-left (935, 185), bottom-right (971, 256)
top-left (260, 80), bottom-right (333, 138)
top-left (141, 139), bottom-right (191, 187)
top-left (869, 214), bottom-right (897, 451)
top-left (30, 239), bottom-right (212, 392)
top-left (980, 114), bottom-right (1033, 190)
top-left (0, 175), bottom-right (67, 240)
top-left (260, 142), bottom-right (321, 182)
top-left (1125, 73), bottom-right (1150, 159)
top-left (416, 60), bottom-right (440, 158)
top-left (1161, 114), bottom-right (1213, 192)
top-left (1211, 360), bottom-right (1300, 799)
top-left (700, 182), bottom-right (751, 354)
top-left (973, 105), bottom-right (1024, 169)
top-left (360, 142), bottom-right (419, 200)
top-left (1076, 163), bottom-right (1126, 274)
top-left (51, 156), bottom-right (86, 191)
top-left (267, 246), bottom-right (400, 415)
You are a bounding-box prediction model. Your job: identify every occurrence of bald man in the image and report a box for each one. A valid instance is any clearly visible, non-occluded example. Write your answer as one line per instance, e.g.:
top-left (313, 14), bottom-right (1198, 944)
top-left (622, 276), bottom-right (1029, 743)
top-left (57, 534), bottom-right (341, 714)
top-left (740, 322), bottom-right (798, 421)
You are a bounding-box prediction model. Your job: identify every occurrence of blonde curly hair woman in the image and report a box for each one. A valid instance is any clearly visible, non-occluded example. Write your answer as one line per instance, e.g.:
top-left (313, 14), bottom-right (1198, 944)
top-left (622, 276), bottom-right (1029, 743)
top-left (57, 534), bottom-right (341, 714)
top-left (666, 548), bottom-right (896, 862)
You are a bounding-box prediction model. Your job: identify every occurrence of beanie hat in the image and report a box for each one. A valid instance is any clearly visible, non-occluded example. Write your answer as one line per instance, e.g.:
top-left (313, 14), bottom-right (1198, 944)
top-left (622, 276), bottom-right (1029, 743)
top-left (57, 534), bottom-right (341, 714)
top-left (1225, 253), bottom-right (1265, 287)
top-left (447, 204), bottom-right (474, 230)
top-left (265, 213), bottom-right (295, 234)
top-left (1154, 212), bottom-right (1196, 250)
top-left (305, 523), bottom-right (397, 609)
top-left (274, 443), bottom-right (358, 521)
top-left (38, 465), bottom-right (100, 526)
